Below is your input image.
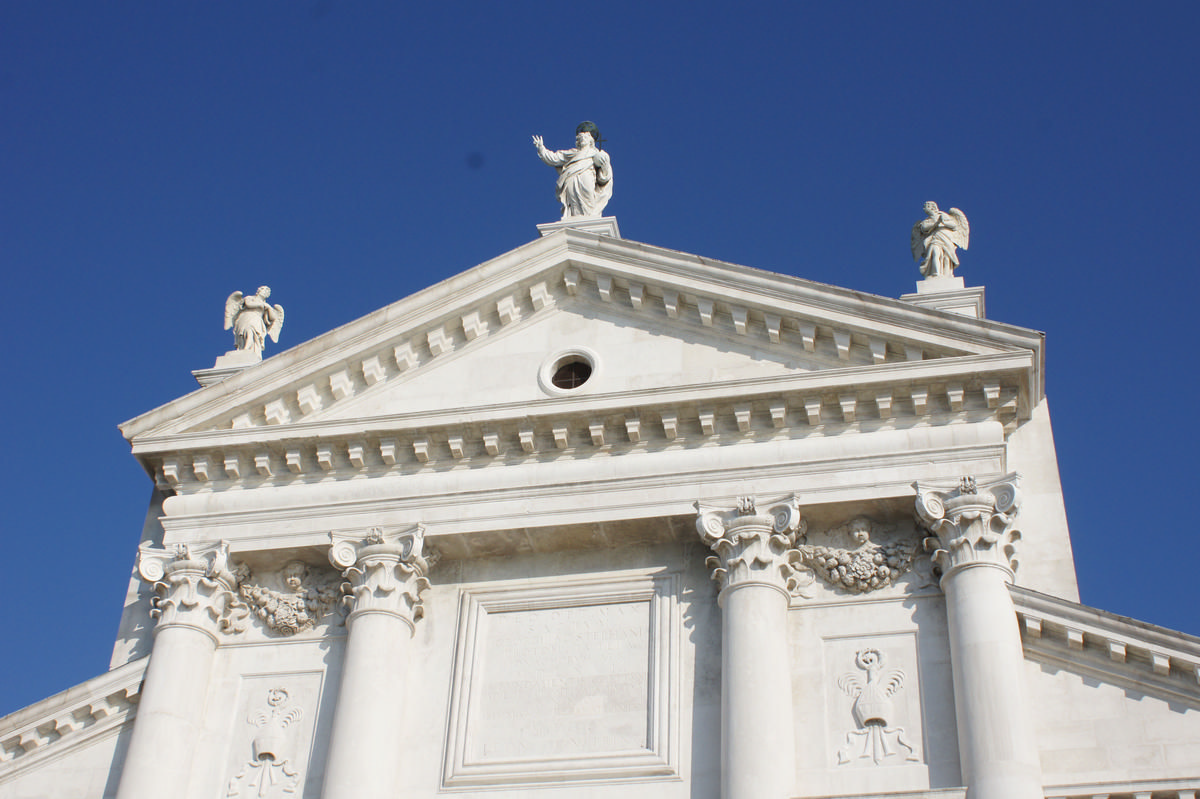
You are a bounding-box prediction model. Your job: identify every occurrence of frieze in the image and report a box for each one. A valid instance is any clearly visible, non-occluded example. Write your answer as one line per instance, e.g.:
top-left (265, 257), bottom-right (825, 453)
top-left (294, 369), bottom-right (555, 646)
top-left (797, 517), bottom-right (918, 594)
top-left (226, 687), bottom-right (305, 797)
top-left (836, 649), bottom-right (920, 766)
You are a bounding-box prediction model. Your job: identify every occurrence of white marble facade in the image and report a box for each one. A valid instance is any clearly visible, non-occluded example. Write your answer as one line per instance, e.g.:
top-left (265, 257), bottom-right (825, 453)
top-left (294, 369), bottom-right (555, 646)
top-left (3, 222), bottom-right (1200, 799)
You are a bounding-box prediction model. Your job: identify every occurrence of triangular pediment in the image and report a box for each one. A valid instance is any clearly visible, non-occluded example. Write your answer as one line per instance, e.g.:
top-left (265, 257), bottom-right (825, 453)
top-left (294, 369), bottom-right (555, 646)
top-left (121, 229), bottom-right (1044, 488)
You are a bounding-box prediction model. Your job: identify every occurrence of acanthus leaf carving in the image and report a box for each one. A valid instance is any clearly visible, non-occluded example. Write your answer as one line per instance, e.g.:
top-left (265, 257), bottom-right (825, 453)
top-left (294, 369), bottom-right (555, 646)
top-left (914, 473), bottom-right (1021, 580)
top-left (137, 539), bottom-right (250, 640)
top-left (328, 526), bottom-right (438, 628)
top-left (695, 495), bottom-right (806, 599)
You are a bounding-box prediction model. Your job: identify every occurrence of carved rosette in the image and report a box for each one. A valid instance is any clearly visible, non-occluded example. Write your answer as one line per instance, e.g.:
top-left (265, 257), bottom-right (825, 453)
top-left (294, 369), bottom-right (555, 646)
top-left (137, 540), bottom-right (249, 642)
top-left (328, 527), bottom-right (437, 630)
top-left (914, 474), bottom-right (1021, 581)
top-left (695, 496), bottom-right (805, 601)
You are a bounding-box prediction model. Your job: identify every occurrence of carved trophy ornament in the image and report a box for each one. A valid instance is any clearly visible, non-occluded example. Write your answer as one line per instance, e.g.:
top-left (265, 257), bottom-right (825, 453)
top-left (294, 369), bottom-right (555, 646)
top-left (911, 201), bottom-right (969, 278)
top-left (226, 687), bottom-right (304, 797)
top-left (224, 286), bottom-right (285, 358)
top-left (533, 121), bottom-right (613, 219)
top-left (239, 561), bottom-right (342, 636)
top-left (797, 517), bottom-right (917, 594)
top-left (836, 649), bottom-right (919, 766)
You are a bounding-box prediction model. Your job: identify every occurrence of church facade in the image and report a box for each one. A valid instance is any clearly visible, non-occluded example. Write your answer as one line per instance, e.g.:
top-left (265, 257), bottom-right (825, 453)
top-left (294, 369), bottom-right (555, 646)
top-left (2, 219), bottom-right (1198, 799)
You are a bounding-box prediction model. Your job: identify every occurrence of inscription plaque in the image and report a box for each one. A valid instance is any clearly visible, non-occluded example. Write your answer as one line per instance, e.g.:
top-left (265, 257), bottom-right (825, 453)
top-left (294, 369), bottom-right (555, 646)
top-left (443, 570), bottom-right (680, 788)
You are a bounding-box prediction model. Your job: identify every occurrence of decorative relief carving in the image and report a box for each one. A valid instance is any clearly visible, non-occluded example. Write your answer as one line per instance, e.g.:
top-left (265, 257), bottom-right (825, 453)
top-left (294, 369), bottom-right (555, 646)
top-left (797, 517), bottom-right (917, 594)
top-left (915, 474), bottom-right (1021, 579)
top-left (137, 540), bottom-right (249, 640)
top-left (226, 687), bottom-right (304, 797)
top-left (836, 649), bottom-right (919, 766)
top-left (328, 526), bottom-right (437, 628)
top-left (239, 561), bottom-right (342, 636)
top-left (695, 495), bottom-right (805, 598)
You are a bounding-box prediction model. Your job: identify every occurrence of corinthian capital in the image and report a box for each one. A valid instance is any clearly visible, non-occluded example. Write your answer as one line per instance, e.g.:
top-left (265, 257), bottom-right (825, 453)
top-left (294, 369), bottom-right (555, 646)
top-left (328, 526), bottom-right (437, 629)
top-left (914, 474), bottom-right (1021, 580)
top-left (695, 496), bottom-right (805, 600)
top-left (137, 540), bottom-right (249, 642)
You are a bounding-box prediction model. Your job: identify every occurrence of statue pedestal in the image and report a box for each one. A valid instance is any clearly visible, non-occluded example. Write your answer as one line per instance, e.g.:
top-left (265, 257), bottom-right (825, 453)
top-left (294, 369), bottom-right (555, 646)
top-left (536, 216), bottom-right (621, 239)
top-left (192, 350), bottom-right (263, 387)
top-left (901, 276), bottom-right (986, 318)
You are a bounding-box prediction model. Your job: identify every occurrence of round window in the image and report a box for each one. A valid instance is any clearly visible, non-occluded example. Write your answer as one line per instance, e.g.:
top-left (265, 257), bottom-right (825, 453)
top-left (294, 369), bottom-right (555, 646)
top-left (538, 347), bottom-right (600, 396)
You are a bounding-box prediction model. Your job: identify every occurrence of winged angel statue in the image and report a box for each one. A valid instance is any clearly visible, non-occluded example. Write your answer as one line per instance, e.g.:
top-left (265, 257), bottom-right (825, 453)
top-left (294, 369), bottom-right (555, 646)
top-left (224, 286), bottom-right (284, 358)
top-left (911, 201), bottom-right (969, 278)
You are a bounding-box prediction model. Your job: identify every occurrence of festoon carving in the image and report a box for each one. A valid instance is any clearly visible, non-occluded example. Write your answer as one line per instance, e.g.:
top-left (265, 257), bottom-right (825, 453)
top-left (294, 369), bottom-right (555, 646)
top-left (798, 517), bottom-right (918, 594)
top-left (239, 561), bottom-right (342, 636)
top-left (914, 474), bottom-right (1022, 580)
top-left (836, 649), bottom-right (919, 766)
top-left (137, 540), bottom-right (250, 641)
top-left (695, 496), bottom-right (805, 600)
top-left (328, 526), bottom-right (437, 629)
top-left (226, 687), bottom-right (304, 797)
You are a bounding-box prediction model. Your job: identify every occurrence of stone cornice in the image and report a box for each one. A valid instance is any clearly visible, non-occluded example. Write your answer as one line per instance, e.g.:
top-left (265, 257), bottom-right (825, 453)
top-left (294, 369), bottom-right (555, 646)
top-left (120, 231), bottom-right (1043, 445)
top-left (0, 657), bottom-right (145, 778)
top-left (140, 356), bottom-right (1027, 493)
top-left (1012, 585), bottom-right (1200, 707)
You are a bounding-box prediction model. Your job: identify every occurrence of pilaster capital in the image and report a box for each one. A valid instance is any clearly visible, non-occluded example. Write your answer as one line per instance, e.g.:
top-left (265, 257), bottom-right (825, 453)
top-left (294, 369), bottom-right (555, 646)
top-left (328, 526), bottom-right (437, 628)
top-left (914, 474), bottom-right (1021, 581)
top-left (137, 540), bottom-right (250, 642)
top-left (695, 495), bottom-right (805, 601)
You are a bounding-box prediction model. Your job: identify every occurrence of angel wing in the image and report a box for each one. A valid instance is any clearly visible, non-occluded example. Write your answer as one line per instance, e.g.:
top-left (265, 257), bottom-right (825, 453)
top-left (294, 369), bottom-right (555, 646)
top-left (224, 291), bottom-right (244, 330)
top-left (910, 221), bottom-right (926, 263)
top-left (881, 669), bottom-right (906, 697)
top-left (837, 673), bottom-right (864, 697)
top-left (278, 706), bottom-right (304, 728)
top-left (247, 709), bottom-right (269, 727)
top-left (267, 304), bottom-right (285, 343)
top-left (947, 208), bottom-right (969, 251)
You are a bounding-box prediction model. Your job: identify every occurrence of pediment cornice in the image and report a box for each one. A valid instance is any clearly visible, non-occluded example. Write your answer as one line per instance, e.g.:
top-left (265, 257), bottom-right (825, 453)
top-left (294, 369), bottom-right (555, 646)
top-left (1012, 585), bottom-right (1200, 706)
top-left (122, 230), bottom-right (1044, 472)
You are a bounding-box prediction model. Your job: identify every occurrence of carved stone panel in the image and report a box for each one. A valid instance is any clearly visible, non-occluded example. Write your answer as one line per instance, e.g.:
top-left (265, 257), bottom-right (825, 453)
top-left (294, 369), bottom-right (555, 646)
top-left (222, 672), bottom-right (324, 799)
top-left (442, 570), bottom-right (680, 788)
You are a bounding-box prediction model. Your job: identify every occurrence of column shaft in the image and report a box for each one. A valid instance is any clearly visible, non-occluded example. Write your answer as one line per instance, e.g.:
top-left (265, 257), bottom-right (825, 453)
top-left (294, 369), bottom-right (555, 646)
top-left (721, 582), bottom-right (795, 799)
top-left (321, 612), bottom-right (413, 799)
top-left (943, 564), bottom-right (1042, 799)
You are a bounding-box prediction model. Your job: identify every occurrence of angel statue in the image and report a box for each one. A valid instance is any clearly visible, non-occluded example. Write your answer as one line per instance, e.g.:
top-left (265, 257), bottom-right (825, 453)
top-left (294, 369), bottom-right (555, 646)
top-left (911, 201), bottom-right (969, 278)
top-left (532, 121), bottom-right (613, 219)
top-left (224, 286), bottom-right (284, 358)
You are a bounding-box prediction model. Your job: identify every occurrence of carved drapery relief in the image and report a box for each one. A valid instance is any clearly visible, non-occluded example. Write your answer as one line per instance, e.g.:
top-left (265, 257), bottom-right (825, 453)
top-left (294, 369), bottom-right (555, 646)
top-left (695, 496), bottom-right (805, 599)
top-left (328, 526), bottom-right (437, 628)
top-left (836, 649), bottom-right (919, 766)
top-left (226, 687), bottom-right (304, 797)
top-left (137, 540), bottom-right (249, 641)
top-left (914, 474), bottom-right (1021, 579)
top-left (239, 561), bottom-right (342, 636)
top-left (797, 517), bottom-right (917, 594)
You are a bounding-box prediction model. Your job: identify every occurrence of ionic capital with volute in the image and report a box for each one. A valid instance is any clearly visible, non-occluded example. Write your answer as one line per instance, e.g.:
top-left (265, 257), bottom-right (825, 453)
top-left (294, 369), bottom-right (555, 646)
top-left (914, 474), bottom-right (1022, 581)
top-left (696, 495), bottom-right (805, 602)
top-left (328, 526), bottom-right (437, 629)
top-left (136, 540), bottom-right (249, 644)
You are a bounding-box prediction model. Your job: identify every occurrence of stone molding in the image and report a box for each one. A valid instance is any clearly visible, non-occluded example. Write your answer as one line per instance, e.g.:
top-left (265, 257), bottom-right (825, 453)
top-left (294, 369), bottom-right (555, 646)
top-left (914, 474), bottom-right (1021, 581)
top-left (148, 353), bottom-right (1026, 493)
top-left (797, 517), bottom-right (919, 595)
top-left (137, 541), bottom-right (249, 643)
top-left (238, 561), bottom-right (342, 637)
top-left (0, 657), bottom-right (145, 776)
top-left (1044, 780), bottom-right (1198, 799)
top-left (696, 495), bottom-right (805, 601)
top-left (1012, 585), bottom-right (1200, 707)
top-left (328, 527), bottom-right (436, 628)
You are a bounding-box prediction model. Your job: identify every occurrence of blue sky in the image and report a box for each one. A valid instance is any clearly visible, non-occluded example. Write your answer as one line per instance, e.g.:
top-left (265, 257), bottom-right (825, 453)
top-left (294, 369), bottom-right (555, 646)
top-left (3, 2), bottom-right (1198, 717)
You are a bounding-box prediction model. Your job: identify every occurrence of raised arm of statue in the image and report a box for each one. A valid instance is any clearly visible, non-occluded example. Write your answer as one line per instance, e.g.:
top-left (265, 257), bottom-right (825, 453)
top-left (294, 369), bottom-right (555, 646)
top-left (533, 121), bottom-right (614, 220)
